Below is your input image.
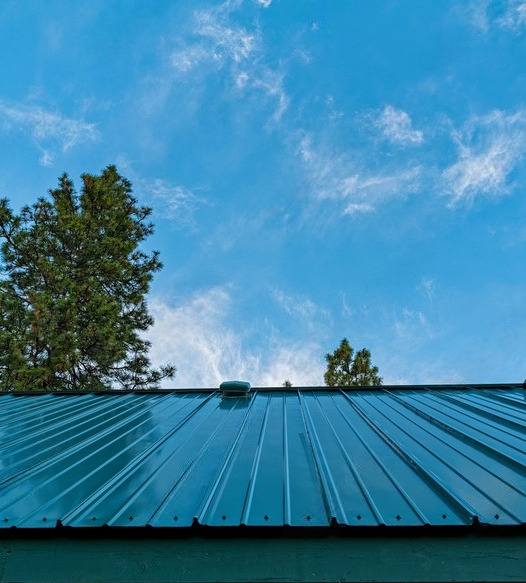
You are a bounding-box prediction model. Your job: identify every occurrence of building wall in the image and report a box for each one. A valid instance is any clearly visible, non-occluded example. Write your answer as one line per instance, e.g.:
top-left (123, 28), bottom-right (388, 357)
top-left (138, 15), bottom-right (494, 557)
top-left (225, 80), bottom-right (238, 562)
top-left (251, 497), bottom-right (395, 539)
top-left (1, 533), bottom-right (526, 582)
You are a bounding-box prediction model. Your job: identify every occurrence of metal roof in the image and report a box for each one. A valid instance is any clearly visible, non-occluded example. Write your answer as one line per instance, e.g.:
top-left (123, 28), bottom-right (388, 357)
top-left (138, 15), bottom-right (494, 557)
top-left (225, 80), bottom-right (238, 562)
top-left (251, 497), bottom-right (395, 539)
top-left (0, 385), bottom-right (525, 530)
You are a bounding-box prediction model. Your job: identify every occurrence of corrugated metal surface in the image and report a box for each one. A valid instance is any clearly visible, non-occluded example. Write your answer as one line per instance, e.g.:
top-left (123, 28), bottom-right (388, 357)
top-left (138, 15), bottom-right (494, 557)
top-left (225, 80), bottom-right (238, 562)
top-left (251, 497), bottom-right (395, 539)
top-left (0, 386), bottom-right (525, 529)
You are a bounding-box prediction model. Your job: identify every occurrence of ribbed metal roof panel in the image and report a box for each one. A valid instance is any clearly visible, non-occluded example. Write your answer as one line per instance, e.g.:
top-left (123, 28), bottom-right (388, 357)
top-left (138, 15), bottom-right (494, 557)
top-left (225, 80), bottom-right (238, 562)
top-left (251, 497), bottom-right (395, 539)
top-left (0, 386), bottom-right (525, 529)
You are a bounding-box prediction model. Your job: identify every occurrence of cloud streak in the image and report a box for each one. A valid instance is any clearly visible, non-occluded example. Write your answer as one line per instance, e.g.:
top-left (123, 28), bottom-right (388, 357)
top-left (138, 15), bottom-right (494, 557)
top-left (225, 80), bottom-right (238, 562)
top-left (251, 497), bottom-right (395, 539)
top-left (171, 4), bottom-right (258, 71)
top-left (169, 0), bottom-right (288, 121)
top-left (374, 105), bottom-right (424, 146)
top-left (146, 179), bottom-right (205, 230)
top-left (418, 277), bottom-right (435, 300)
top-left (0, 101), bottom-right (99, 164)
top-left (298, 133), bottom-right (422, 215)
top-left (270, 288), bottom-right (331, 326)
top-left (466, 0), bottom-right (526, 32)
top-left (146, 287), bottom-right (326, 388)
top-left (442, 109), bottom-right (526, 207)
top-left (114, 157), bottom-right (205, 230)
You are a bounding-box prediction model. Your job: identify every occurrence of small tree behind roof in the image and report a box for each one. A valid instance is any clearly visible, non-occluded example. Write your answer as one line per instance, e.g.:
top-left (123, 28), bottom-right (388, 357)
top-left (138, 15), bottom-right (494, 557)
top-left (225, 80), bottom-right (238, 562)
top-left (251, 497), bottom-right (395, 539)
top-left (324, 338), bottom-right (382, 387)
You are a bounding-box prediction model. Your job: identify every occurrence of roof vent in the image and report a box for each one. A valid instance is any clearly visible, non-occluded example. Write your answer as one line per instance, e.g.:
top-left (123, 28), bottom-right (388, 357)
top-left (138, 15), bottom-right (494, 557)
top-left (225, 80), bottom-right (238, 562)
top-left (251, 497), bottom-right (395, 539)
top-left (219, 380), bottom-right (251, 396)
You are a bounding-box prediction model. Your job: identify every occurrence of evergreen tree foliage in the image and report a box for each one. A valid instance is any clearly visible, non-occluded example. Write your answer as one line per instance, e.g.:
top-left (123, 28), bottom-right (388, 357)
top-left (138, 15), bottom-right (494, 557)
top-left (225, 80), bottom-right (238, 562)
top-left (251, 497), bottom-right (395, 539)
top-left (324, 338), bottom-right (382, 386)
top-left (0, 166), bottom-right (175, 391)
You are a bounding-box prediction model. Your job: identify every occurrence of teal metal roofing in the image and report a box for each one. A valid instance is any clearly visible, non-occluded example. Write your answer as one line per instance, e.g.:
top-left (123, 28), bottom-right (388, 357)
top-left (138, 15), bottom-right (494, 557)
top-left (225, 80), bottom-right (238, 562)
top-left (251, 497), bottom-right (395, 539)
top-left (0, 385), bottom-right (525, 529)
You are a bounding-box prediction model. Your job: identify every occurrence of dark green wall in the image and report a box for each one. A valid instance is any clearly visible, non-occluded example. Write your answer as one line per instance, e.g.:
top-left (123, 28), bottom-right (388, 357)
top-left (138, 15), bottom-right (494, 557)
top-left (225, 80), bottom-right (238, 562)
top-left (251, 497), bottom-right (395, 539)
top-left (1, 534), bottom-right (526, 582)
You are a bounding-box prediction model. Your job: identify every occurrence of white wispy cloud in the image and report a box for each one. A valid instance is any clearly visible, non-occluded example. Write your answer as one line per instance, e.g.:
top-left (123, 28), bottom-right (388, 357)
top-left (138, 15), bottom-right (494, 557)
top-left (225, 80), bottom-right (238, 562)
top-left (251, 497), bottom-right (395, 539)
top-left (270, 288), bottom-right (331, 324)
top-left (115, 156), bottom-right (205, 230)
top-left (340, 168), bottom-right (422, 215)
top-left (465, 0), bottom-right (526, 32)
top-left (380, 358), bottom-right (464, 385)
top-left (298, 133), bottom-right (422, 215)
top-left (374, 105), bottom-right (424, 146)
top-left (378, 305), bottom-right (463, 385)
top-left (146, 179), bottom-right (205, 230)
top-left (146, 287), bottom-right (325, 387)
top-left (393, 308), bottom-right (433, 343)
top-left (497, 0), bottom-right (526, 29)
top-left (240, 68), bottom-right (289, 121)
top-left (464, 1), bottom-right (493, 31)
top-left (341, 293), bottom-right (353, 317)
top-left (0, 101), bottom-right (99, 164)
top-left (326, 95), bottom-right (344, 120)
top-left (256, 344), bottom-right (324, 387)
top-left (171, 45), bottom-right (212, 73)
top-left (147, 287), bottom-right (256, 387)
top-left (39, 149), bottom-right (55, 167)
top-left (442, 109), bottom-right (526, 207)
top-left (145, 286), bottom-right (464, 388)
top-left (169, 0), bottom-right (288, 122)
top-left (418, 276), bottom-right (435, 300)
top-left (171, 4), bottom-right (258, 71)
top-left (343, 202), bottom-right (375, 216)
top-left (202, 210), bottom-right (273, 252)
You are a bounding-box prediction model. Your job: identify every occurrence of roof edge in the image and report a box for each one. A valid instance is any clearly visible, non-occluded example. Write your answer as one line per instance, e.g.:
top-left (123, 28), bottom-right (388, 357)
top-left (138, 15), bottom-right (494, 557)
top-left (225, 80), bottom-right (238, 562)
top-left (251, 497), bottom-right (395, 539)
top-left (0, 382), bottom-right (523, 396)
top-left (2, 522), bottom-right (526, 540)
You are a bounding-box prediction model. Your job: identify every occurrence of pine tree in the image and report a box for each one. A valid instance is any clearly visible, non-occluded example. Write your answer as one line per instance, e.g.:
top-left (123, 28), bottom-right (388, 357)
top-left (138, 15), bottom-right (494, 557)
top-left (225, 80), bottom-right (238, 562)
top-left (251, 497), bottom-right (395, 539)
top-left (0, 166), bottom-right (175, 391)
top-left (324, 338), bottom-right (381, 387)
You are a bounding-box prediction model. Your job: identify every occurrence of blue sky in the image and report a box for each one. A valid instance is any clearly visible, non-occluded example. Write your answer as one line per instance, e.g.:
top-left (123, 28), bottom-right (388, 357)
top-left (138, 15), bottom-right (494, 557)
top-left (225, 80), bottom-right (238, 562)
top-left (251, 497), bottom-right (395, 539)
top-left (1, 0), bottom-right (526, 387)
